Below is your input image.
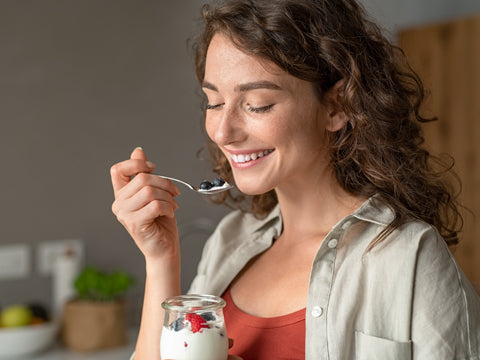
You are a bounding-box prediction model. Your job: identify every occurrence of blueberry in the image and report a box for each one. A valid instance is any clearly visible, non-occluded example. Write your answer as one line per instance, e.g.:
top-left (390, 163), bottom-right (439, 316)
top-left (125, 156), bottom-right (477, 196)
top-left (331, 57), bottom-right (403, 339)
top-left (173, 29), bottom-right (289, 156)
top-left (212, 177), bottom-right (225, 187)
top-left (199, 180), bottom-right (213, 190)
top-left (200, 312), bottom-right (216, 322)
top-left (170, 317), bottom-right (185, 331)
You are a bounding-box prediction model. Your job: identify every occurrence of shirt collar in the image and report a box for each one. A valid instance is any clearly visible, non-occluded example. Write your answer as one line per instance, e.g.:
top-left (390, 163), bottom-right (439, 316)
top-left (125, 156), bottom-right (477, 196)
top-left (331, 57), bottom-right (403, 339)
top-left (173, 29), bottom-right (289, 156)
top-left (250, 194), bottom-right (394, 237)
top-left (251, 204), bottom-right (283, 237)
top-left (351, 194), bottom-right (395, 226)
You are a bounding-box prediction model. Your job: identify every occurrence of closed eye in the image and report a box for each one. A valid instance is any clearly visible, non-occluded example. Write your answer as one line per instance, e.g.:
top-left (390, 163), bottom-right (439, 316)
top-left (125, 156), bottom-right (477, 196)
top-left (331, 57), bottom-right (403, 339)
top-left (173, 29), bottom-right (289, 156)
top-left (247, 104), bottom-right (274, 113)
top-left (206, 103), bottom-right (223, 110)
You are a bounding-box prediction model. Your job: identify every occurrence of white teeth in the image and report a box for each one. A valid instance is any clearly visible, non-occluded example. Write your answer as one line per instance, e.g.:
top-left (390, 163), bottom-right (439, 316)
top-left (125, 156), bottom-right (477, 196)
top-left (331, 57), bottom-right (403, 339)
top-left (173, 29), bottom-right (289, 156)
top-left (230, 149), bottom-right (273, 163)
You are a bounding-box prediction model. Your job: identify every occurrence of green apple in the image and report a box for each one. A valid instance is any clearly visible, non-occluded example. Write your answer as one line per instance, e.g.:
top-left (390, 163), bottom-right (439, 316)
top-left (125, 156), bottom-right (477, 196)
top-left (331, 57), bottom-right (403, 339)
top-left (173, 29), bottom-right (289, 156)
top-left (0, 305), bottom-right (33, 327)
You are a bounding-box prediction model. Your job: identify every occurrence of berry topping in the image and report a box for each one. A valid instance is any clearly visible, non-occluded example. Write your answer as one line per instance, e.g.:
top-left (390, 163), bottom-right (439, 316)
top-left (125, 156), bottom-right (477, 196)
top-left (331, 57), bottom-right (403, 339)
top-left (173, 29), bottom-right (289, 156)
top-left (212, 177), bottom-right (225, 187)
top-left (199, 180), bottom-right (213, 190)
top-left (200, 312), bottom-right (216, 322)
top-left (170, 317), bottom-right (185, 331)
top-left (185, 312), bottom-right (210, 333)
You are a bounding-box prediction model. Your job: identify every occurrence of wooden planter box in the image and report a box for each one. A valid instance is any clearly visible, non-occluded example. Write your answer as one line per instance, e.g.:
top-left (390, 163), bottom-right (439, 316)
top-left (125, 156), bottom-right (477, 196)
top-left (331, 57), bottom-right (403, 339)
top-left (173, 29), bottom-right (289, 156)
top-left (61, 299), bottom-right (127, 352)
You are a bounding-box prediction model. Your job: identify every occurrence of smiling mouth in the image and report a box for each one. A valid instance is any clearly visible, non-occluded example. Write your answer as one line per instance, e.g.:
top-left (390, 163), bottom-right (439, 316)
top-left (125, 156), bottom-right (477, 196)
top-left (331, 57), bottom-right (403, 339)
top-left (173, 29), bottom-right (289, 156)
top-left (229, 149), bottom-right (274, 164)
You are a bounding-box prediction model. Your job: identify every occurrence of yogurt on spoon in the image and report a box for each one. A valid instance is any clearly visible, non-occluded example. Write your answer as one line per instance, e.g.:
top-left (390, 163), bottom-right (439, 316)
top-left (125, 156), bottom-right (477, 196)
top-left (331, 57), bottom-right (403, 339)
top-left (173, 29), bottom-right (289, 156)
top-left (197, 177), bottom-right (231, 193)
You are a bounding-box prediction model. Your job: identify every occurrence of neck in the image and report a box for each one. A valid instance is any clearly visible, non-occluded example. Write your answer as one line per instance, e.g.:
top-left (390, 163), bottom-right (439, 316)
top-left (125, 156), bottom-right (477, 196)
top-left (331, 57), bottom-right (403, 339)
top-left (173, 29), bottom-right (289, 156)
top-left (275, 171), bottom-right (365, 243)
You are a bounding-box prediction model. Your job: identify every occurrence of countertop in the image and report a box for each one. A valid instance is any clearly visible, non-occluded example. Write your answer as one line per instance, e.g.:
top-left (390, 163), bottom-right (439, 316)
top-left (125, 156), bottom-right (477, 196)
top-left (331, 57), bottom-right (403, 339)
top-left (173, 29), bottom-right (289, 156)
top-left (30, 328), bottom-right (137, 360)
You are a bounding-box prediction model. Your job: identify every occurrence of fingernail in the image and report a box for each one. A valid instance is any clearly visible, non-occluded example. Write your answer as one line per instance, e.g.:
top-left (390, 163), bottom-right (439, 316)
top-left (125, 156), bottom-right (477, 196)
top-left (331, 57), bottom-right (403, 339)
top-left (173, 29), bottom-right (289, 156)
top-left (134, 146), bottom-right (143, 151)
top-left (146, 161), bottom-right (155, 169)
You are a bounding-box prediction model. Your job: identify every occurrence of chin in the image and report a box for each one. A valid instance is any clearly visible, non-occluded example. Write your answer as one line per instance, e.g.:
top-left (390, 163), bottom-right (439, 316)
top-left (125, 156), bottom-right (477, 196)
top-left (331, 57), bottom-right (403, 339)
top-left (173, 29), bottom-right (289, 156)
top-left (234, 182), bottom-right (274, 196)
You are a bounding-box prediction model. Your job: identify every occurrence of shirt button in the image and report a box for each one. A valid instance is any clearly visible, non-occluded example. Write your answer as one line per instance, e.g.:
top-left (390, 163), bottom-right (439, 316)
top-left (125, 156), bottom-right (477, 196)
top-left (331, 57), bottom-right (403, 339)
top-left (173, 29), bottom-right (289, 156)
top-left (311, 306), bottom-right (323, 318)
top-left (342, 220), bottom-right (352, 229)
top-left (327, 238), bottom-right (338, 249)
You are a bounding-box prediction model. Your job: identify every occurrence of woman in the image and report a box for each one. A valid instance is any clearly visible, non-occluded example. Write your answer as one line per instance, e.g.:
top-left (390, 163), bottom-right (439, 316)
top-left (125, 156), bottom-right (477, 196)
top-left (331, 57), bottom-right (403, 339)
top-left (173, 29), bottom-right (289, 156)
top-left (111, 0), bottom-right (480, 359)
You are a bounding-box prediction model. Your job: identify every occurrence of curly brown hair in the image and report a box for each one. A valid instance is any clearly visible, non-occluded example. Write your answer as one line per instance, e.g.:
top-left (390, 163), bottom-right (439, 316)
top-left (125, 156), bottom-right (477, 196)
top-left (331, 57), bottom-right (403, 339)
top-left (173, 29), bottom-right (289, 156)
top-left (192, 0), bottom-right (463, 247)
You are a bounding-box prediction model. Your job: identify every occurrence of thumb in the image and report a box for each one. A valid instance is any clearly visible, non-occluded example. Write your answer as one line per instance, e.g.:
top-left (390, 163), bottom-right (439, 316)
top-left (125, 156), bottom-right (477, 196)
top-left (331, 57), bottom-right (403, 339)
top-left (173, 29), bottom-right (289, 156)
top-left (131, 146), bottom-right (148, 161)
top-left (130, 147), bottom-right (155, 171)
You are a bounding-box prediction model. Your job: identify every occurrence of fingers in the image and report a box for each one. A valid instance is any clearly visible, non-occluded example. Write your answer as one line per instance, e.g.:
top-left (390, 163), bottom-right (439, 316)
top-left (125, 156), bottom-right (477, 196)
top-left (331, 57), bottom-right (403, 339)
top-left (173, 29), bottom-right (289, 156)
top-left (113, 180), bottom-right (179, 221)
top-left (110, 147), bottom-right (156, 196)
top-left (112, 173), bottom-right (181, 229)
top-left (121, 172), bottom-right (180, 200)
top-left (227, 338), bottom-right (244, 360)
top-left (130, 146), bottom-right (148, 161)
top-left (111, 149), bottom-right (181, 237)
top-left (116, 198), bottom-right (177, 242)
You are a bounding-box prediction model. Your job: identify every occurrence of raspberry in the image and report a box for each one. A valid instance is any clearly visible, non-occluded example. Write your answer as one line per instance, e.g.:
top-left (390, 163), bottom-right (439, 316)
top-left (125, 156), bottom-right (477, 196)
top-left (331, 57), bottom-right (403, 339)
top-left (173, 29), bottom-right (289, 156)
top-left (185, 313), bottom-right (209, 333)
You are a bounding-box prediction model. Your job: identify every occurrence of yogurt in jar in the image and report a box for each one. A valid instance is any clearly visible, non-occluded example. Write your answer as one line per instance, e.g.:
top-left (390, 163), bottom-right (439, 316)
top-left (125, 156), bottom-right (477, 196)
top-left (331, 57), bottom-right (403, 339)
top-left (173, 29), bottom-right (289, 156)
top-left (160, 295), bottom-right (228, 360)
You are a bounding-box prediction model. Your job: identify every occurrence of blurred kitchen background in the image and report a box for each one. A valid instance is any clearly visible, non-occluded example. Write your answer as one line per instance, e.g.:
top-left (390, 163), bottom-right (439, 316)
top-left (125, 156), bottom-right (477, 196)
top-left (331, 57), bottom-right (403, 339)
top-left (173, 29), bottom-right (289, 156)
top-left (1, 0), bottom-right (479, 330)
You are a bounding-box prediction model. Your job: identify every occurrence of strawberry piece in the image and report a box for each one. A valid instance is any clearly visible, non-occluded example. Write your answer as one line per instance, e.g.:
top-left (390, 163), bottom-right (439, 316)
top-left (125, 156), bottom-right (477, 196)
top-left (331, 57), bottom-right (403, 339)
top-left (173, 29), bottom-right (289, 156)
top-left (185, 313), bottom-right (209, 333)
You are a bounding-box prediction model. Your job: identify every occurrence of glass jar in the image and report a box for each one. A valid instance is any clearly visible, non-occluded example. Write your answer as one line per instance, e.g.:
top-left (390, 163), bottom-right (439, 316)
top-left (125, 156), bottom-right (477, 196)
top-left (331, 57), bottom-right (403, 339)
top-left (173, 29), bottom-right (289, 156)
top-left (160, 294), bottom-right (228, 360)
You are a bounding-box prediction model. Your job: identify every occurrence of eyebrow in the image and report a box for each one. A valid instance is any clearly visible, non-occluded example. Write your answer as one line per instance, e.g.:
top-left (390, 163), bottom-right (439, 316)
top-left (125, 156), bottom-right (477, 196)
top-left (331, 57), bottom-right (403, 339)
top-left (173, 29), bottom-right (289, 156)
top-left (201, 80), bottom-right (282, 92)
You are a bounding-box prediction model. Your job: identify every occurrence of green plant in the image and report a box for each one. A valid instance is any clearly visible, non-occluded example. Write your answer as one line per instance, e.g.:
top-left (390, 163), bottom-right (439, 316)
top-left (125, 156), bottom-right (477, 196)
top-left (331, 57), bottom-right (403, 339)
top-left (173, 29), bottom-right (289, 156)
top-left (74, 266), bottom-right (135, 302)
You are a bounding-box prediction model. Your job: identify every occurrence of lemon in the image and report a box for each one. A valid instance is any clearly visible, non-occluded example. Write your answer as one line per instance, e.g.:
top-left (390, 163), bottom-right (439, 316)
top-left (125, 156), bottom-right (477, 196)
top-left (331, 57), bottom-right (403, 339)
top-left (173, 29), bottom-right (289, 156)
top-left (0, 305), bottom-right (33, 327)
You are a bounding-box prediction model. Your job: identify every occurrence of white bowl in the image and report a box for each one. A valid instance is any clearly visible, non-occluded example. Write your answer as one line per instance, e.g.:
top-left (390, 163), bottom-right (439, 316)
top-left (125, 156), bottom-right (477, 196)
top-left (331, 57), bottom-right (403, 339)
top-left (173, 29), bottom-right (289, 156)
top-left (0, 321), bottom-right (59, 358)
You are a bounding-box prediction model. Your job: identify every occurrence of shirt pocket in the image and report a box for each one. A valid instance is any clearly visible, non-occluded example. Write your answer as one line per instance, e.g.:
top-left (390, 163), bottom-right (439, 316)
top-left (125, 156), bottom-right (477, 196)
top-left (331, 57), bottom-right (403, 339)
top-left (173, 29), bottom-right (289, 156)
top-left (355, 331), bottom-right (412, 360)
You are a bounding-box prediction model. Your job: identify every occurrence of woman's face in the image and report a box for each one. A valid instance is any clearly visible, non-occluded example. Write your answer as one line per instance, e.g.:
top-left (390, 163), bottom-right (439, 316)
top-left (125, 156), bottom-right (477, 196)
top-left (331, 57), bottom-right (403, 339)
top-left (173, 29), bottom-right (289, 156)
top-left (203, 33), bottom-right (334, 195)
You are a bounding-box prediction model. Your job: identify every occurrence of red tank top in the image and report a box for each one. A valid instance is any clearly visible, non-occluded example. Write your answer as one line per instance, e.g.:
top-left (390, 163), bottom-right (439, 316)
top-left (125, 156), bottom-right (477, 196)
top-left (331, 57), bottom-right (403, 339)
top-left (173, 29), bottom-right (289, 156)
top-left (222, 288), bottom-right (306, 360)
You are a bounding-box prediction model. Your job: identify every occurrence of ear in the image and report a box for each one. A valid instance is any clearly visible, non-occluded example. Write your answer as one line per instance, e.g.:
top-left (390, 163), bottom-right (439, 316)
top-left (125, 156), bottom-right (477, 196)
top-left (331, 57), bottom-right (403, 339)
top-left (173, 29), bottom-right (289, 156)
top-left (324, 79), bottom-right (349, 132)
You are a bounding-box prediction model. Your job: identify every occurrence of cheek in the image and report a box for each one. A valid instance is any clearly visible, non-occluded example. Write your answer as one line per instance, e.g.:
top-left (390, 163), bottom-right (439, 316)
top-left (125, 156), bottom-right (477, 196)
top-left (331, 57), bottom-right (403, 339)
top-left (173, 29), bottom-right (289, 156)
top-left (282, 114), bottom-right (325, 149)
top-left (204, 115), bottom-right (216, 141)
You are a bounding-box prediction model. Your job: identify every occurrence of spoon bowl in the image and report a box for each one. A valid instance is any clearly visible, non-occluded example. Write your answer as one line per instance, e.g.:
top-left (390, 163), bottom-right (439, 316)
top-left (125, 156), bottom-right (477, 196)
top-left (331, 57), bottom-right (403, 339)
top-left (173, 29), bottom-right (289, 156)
top-left (157, 175), bottom-right (233, 195)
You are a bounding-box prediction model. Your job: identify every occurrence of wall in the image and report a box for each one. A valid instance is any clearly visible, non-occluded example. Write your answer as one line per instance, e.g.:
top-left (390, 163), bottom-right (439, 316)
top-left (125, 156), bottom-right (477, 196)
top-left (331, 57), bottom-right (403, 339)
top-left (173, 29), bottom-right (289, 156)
top-left (399, 14), bottom-right (480, 285)
top-left (1, 0), bottom-right (479, 325)
top-left (360, 0), bottom-right (480, 35)
top-left (0, 0), bottom-right (228, 323)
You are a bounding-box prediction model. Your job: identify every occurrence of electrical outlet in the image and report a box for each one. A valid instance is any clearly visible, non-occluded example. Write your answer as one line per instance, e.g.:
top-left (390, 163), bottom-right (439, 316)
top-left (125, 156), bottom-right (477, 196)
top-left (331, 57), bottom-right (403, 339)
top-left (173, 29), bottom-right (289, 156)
top-left (37, 239), bottom-right (84, 276)
top-left (0, 243), bottom-right (30, 280)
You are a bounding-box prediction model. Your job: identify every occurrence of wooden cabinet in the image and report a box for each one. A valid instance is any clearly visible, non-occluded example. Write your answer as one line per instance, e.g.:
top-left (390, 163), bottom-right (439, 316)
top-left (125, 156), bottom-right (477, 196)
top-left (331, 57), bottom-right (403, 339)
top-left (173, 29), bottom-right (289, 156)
top-left (399, 15), bottom-right (480, 284)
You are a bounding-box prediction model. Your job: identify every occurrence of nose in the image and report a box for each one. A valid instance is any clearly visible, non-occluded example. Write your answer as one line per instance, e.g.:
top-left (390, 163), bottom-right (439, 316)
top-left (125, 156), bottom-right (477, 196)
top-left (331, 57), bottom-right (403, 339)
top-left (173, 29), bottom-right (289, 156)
top-left (206, 105), bottom-right (245, 146)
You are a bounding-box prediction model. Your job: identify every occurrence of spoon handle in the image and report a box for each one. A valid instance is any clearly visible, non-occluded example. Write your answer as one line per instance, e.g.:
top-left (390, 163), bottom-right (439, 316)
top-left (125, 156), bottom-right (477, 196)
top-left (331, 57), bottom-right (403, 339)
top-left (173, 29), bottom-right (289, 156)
top-left (157, 176), bottom-right (197, 191)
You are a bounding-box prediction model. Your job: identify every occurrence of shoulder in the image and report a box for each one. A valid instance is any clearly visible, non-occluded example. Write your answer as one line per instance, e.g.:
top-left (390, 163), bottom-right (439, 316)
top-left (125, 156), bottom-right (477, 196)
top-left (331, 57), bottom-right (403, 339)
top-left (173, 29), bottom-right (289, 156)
top-left (207, 205), bottom-right (282, 249)
top-left (354, 195), bottom-right (449, 256)
top-left (343, 214), bottom-right (480, 355)
top-left (402, 221), bottom-right (480, 356)
top-left (362, 218), bottom-right (452, 274)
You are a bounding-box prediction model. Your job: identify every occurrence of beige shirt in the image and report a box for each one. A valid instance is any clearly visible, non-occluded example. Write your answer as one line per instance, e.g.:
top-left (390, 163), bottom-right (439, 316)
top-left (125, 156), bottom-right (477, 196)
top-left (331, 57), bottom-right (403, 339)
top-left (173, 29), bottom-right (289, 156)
top-left (188, 195), bottom-right (480, 359)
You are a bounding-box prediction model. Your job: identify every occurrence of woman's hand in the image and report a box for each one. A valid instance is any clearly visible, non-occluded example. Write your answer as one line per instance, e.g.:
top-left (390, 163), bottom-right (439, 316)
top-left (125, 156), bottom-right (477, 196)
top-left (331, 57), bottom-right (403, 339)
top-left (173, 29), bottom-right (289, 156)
top-left (110, 147), bottom-right (181, 262)
top-left (226, 338), bottom-right (244, 360)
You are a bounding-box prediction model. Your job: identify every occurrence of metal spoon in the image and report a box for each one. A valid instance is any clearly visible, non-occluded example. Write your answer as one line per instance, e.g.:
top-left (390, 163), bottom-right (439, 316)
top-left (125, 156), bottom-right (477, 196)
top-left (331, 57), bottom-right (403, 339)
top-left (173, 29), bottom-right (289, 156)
top-left (156, 175), bottom-right (234, 195)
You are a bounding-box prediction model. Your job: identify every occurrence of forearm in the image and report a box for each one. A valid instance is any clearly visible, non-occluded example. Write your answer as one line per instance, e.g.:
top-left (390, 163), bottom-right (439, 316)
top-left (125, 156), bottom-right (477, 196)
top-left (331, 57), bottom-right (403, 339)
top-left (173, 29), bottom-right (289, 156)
top-left (111, 148), bottom-right (183, 360)
top-left (134, 259), bottom-right (181, 360)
